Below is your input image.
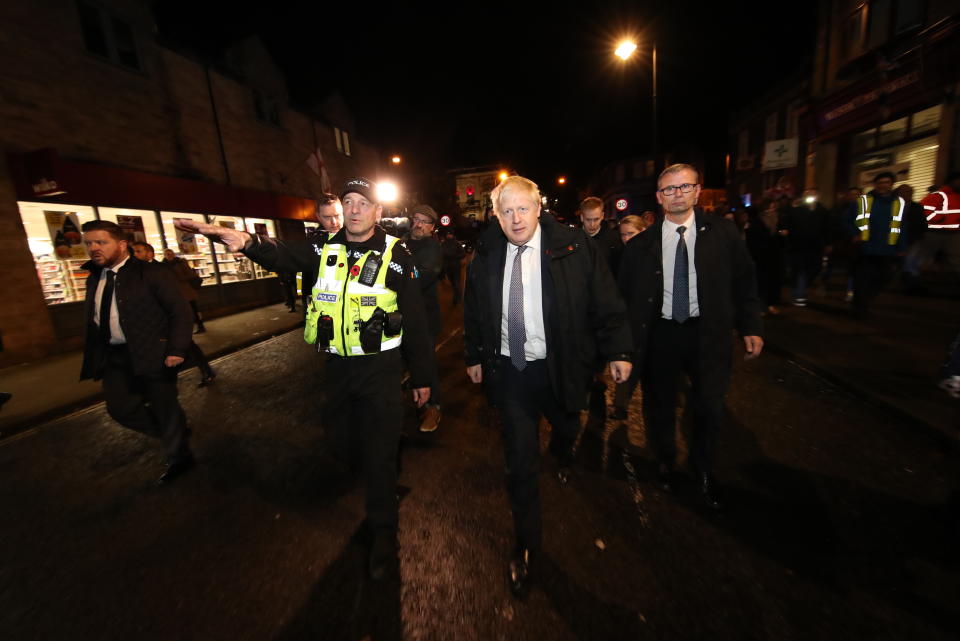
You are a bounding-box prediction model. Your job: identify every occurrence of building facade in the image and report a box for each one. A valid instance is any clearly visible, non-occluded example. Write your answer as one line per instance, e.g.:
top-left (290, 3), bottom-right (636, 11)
top-left (0, 0), bottom-right (381, 366)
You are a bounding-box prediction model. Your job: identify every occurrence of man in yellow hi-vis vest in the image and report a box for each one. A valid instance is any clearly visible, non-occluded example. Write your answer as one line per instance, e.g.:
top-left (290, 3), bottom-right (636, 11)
top-left (174, 177), bottom-right (435, 580)
top-left (844, 171), bottom-right (906, 318)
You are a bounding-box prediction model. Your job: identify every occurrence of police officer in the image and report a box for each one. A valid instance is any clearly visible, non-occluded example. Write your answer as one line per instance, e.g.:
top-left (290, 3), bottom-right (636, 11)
top-left (174, 177), bottom-right (435, 580)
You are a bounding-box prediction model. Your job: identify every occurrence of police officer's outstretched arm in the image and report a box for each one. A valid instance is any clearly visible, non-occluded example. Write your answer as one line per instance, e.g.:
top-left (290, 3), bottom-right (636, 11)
top-left (173, 219), bottom-right (318, 274)
top-left (392, 244), bottom-right (435, 407)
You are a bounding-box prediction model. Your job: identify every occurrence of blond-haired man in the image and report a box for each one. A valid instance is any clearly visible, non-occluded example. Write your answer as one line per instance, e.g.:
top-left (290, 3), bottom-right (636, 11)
top-left (464, 176), bottom-right (633, 598)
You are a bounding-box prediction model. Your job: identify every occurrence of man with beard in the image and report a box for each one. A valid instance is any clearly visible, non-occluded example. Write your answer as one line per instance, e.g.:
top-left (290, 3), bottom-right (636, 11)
top-left (80, 222), bottom-right (195, 484)
top-left (404, 204), bottom-right (444, 432)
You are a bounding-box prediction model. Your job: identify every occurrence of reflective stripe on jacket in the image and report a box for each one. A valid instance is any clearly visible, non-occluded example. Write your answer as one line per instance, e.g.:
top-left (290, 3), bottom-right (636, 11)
top-left (856, 194), bottom-right (905, 245)
top-left (304, 234), bottom-right (402, 355)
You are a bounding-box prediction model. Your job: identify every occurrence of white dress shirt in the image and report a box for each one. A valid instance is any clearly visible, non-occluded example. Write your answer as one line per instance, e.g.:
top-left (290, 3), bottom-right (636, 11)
top-left (500, 223), bottom-right (547, 361)
top-left (661, 213), bottom-right (700, 319)
top-left (94, 255), bottom-right (129, 345)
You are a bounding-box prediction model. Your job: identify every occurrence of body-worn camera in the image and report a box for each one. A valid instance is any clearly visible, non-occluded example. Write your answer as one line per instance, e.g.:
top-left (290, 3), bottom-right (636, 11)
top-left (358, 307), bottom-right (403, 353)
top-left (316, 314), bottom-right (334, 351)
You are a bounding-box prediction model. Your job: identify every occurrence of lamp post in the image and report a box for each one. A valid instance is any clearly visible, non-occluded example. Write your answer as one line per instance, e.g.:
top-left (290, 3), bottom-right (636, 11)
top-left (615, 39), bottom-right (658, 175)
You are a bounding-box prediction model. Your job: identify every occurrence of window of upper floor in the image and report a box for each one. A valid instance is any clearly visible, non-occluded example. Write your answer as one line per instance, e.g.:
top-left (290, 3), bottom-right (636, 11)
top-left (76, 1), bottom-right (141, 71)
top-left (334, 127), bottom-right (352, 157)
top-left (253, 90), bottom-right (281, 127)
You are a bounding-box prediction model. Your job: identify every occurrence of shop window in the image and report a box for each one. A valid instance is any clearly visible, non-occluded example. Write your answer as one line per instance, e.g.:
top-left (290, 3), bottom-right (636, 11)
top-left (98, 207), bottom-right (163, 257)
top-left (76, 1), bottom-right (141, 71)
top-left (765, 112), bottom-right (778, 141)
top-left (334, 127), bottom-right (343, 153)
top-left (852, 127), bottom-right (877, 153)
top-left (205, 215), bottom-right (253, 283)
top-left (19, 202), bottom-right (97, 305)
top-left (243, 218), bottom-right (278, 279)
top-left (342, 130), bottom-right (351, 157)
top-left (878, 117), bottom-right (907, 146)
top-left (160, 212), bottom-right (217, 286)
top-left (895, 135), bottom-right (939, 195)
top-left (910, 104), bottom-right (940, 136)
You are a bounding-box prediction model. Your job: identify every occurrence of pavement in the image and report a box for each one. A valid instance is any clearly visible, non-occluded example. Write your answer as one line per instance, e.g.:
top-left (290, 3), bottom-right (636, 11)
top-left (1, 268), bottom-right (958, 446)
top-left (0, 302), bottom-right (305, 439)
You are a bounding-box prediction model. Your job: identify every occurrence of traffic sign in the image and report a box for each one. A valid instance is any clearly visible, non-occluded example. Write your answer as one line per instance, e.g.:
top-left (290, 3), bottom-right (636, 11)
top-left (440, 215), bottom-right (451, 226)
top-left (615, 198), bottom-right (628, 211)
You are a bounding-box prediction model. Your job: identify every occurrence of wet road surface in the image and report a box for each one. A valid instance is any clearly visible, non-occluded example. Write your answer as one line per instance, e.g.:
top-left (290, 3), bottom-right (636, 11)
top-left (1, 297), bottom-right (957, 640)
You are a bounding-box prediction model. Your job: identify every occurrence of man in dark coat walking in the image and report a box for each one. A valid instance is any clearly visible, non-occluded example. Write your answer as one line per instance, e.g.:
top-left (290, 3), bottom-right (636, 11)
top-left (464, 176), bottom-right (633, 598)
top-left (404, 203), bottom-right (444, 433)
top-left (80, 221), bottom-right (195, 484)
top-left (619, 164), bottom-right (764, 510)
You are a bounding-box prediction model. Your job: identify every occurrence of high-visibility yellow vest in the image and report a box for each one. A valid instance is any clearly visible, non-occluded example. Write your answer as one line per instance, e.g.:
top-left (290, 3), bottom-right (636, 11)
top-left (304, 234), bottom-right (403, 355)
top-left (855, 194), bottom-right (905, 245)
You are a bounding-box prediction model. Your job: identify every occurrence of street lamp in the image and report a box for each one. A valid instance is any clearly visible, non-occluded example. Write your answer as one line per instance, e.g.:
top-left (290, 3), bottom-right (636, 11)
top-left (615, 38), bottom-right (657, 175)
top-left (391, 155), bottom-right (401, 165)
top-left (558, 176), bottom-right (566, 185)
top-left (498, 171), bottom-right (508, 181)
top-left (376, 181), bottom-right (399, 203)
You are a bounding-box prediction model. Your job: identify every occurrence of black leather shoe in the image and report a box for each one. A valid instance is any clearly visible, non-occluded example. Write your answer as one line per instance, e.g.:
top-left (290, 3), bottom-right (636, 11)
top-left (508, 548), bottom-right (533, 599)
top-left (610, 406), bottom-right (627, 420)
top-left (656, 463), bottom-right (675, 493)
top-left (198, 369), bottom-right (217, 388)
top-left (0, 392), bottom-right (12, 410)
top-left (157, 455), bottom-right (195, 485)
top-left (698, 473), bottom-right (723, 510)
top-left (368, 530), bottom-right (396, 580)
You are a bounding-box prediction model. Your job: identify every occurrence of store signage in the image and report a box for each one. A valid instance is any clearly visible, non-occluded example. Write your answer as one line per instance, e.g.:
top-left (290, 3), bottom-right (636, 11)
top-left (615, 198), bottom-right (628, 211)
top-left (173, 218), bottom-right (199, 254)
top-left (440, 215), bottom-right (451, 226)
top-left (762, 138), bottom-right (798, 171)
top-left (823, 72), bottom-right (920, 124)
top-left (735, 155), bottom-right (755, 171)
top-left (32, 178), bottom-right (65, 197)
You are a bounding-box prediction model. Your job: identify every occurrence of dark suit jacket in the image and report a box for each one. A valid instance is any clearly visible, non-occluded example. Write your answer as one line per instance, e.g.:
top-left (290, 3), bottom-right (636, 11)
top-left (618, 211), bottom-right (763, 374)
top-left (80, 256), bottom-right (193, 380)
top-left (464, 214), bottom-right (633, 412)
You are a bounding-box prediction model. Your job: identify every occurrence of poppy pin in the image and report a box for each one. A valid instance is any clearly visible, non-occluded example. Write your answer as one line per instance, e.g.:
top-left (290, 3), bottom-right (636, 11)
top-left (338, 263), bottom-right (344, 268)
top-left (350, 264), bottom-right (361, 277)
top-left (567, 245), bottom-right (573, 251)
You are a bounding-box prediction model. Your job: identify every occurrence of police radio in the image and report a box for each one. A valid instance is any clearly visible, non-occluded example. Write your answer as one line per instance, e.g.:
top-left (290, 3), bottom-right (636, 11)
top-left (358, 252), bottom-right (382, 286)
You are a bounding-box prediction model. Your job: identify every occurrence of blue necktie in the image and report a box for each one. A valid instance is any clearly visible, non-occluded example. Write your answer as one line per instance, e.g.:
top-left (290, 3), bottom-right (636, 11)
top-left (508, 245), bottom-right (528, 370)
top-left (672, 226), bottom-right (689, 323)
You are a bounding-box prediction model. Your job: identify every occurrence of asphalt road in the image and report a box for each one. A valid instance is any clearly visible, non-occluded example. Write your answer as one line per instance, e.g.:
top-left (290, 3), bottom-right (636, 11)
top-left (1, 296), bottom-right (957, 641)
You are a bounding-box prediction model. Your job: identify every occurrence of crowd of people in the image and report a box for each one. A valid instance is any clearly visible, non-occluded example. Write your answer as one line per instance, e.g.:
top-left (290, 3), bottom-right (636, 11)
top-left (73, 164), bottom-right (958, 598)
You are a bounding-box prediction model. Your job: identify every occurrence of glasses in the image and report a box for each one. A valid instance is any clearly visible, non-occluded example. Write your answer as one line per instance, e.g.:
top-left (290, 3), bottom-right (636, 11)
top-left (412, 216), bottom-right (435, 226)
top-left (658, 183), bottom-right (698, 196)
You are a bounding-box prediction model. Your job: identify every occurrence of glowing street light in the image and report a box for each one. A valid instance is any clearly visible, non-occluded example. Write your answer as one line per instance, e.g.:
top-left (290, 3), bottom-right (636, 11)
top-left (376, 181), bottom-right (399, 203)
top-left (391, 155), bottom-right (402, 165)
top-left (558, 176), bottom-right (567, 185)
top-left (615, 37), bottom-right (658, 175)
top-left (498, 171), bottom-right (508, 181)
top-left (615, 40), bottom-right (637, 60)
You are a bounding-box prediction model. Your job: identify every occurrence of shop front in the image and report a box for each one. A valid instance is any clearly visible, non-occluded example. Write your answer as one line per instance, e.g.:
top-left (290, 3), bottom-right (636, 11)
top-left (8, 149), bottom-right (319, 346)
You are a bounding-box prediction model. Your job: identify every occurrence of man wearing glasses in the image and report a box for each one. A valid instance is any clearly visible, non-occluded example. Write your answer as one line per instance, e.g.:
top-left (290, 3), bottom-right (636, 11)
top-left (618, 164), bottom-right (764, 510)
top-left (405, 204), bottom-right (444, 433)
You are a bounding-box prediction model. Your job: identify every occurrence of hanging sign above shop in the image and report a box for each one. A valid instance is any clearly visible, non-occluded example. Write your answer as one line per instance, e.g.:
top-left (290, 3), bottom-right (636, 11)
top-left (762, 138), bottom-right (799, 171)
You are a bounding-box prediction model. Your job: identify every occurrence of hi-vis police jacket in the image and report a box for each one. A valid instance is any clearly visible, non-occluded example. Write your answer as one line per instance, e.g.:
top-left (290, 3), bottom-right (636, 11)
top-left (241, 226), bottom-right (435, 386)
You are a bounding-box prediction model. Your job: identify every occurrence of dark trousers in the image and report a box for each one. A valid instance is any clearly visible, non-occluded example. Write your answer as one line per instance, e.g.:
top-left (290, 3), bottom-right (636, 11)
top-left (425, 325), bottom-right (442, 407)
top-left (788, 250), bottom-right (822, 300)
top-left (494, 356), bottom-right (579, 551)
top-left (323, 349), bottom-right (403, 532)
top-left (443, 263), bottom-right (462, 303)
top-left (613, 366), bottom-right (640, 411)
top-left (280, 279), bottom-right (297, 310)
top-left (186, 341), bottom-right (213, 378)
top-left (101, 345), bottom-right (191, 464)
top-left (641, 318), bottom-right (728, 475)
top-left (852, 254), bottom-right (896, 315)
top-left (189, 300), bottom-right (205, 331)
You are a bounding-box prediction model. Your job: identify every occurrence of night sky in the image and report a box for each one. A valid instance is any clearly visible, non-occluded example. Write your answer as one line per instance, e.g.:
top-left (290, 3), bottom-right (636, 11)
top-left (153, 1), bottom-right (818, 194)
